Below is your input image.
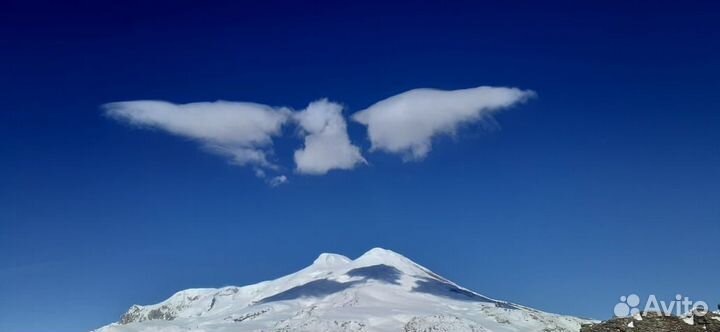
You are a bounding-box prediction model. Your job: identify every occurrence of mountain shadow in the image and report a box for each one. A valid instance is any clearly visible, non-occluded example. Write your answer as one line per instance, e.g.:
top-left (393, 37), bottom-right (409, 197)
top-left (345, 264), bottom-right (402, 285)
top-left (411, 277), bottom-right (519, 309)
top-left (257, 264), bottom-right (403, 304)
top-left (257, 279), bottom-right (362, 304)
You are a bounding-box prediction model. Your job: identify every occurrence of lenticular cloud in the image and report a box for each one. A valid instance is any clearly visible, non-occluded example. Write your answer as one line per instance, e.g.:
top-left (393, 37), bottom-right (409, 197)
top-left (103, 85), bottom-right (535, 184)
top-left (104, 100), bottom-right (291, 168)
top-left (352, 86), bottom-right (535, 159)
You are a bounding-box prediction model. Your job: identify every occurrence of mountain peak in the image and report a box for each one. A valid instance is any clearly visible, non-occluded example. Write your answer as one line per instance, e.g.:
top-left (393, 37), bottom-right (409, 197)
top-left (312, 253), bottom-right (351, 266)
top-left (359, 247), bottom-right (406, 259)
top-left (97, 248), bottom-right (592, 332)
top-left (353, 247), bottom-right (427, 276)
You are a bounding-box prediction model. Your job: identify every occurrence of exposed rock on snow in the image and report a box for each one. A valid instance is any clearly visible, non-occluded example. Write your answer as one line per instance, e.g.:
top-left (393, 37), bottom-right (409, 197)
top-left (581, 311), bottom-right (720, 332)
top-left (403, 314), bottom-right (489, 332)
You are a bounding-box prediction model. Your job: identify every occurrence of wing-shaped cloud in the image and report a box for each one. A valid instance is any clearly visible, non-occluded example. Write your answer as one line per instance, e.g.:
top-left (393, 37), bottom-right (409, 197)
top-left (103, 86), bottom-right (535, 184)
top-left (293, 99), bottom-right (366, 175)
top-left (352, 87), bottom-right (535, 159)
top-left (104, 100), bottom-right (290, 168)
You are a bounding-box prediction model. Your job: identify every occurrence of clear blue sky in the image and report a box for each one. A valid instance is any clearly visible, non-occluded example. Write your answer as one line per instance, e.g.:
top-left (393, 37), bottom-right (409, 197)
top-left (1, 1), bottom-right (719, 331)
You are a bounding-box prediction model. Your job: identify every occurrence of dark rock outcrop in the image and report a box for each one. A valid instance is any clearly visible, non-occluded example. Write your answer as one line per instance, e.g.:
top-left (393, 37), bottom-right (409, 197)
top-left (581, 312), bottom-right (720, 332)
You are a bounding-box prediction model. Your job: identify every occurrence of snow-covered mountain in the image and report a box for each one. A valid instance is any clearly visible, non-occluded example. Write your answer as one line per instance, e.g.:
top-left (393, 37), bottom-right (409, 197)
top-left (94, 248), bottom-right (591, 332)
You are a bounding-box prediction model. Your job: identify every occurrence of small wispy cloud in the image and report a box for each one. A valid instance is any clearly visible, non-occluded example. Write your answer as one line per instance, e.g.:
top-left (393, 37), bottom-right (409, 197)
top-left (268, 175), bottom-right (288, 187)
top-left (352, 86), bottom-right (535, 160)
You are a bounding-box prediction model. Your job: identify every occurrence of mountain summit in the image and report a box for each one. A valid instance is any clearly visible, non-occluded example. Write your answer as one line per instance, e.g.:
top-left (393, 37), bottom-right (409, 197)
top-left (95, 248), bottom-right (590, 332)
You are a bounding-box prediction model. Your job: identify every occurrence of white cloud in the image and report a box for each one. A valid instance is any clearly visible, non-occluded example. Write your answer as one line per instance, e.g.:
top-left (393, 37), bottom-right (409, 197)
top-left (293, 99), bottom-right (366, 175)
top-left (268, 175), bottom-right (288, 187)
top-left (352, 86), bottom-right (535, 159)
top-left (254, 168), bottom-right (267, 178)
top-left (104, 86), bottom-right (535, 183)
top-left (104, 100), bottom-right (291, 168)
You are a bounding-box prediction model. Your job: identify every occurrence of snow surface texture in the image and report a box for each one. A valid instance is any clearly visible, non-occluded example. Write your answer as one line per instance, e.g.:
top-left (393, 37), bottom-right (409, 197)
top-left (94, 248), bottom-right (590, 332)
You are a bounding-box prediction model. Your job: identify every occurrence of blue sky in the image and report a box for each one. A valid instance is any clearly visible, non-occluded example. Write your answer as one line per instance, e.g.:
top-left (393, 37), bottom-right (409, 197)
top-left (1, 0), bottom-right (719, 331)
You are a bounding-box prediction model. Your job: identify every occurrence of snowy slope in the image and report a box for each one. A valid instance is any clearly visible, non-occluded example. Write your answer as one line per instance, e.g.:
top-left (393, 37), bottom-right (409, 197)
top-left (94, 248), bottom-right (591, 332)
